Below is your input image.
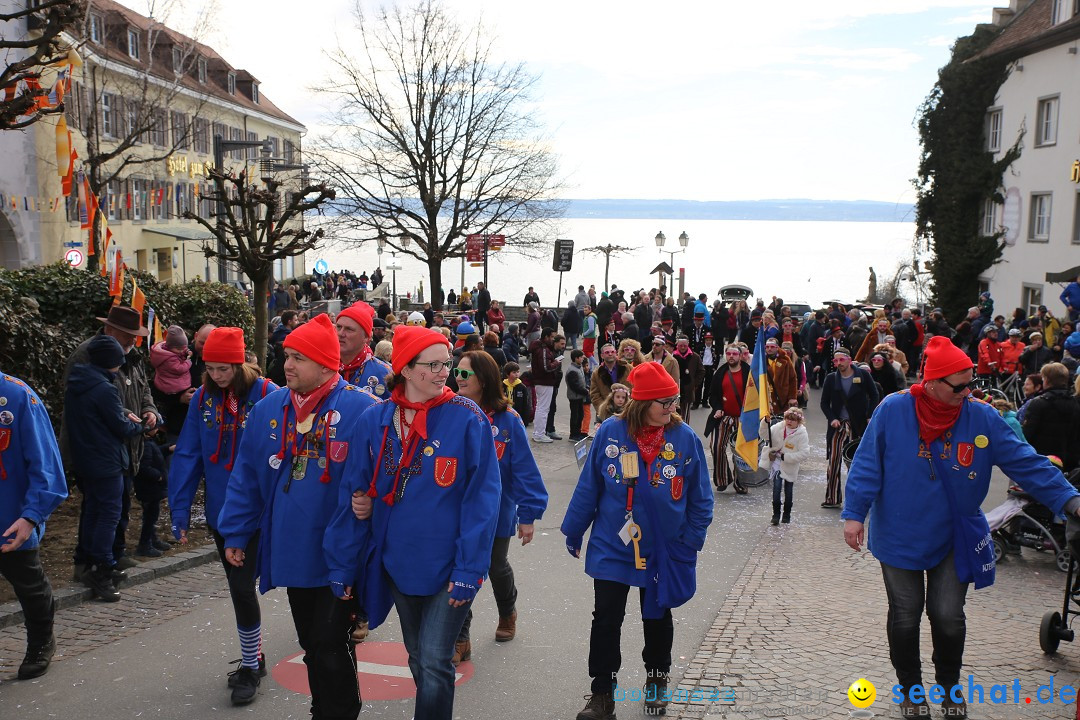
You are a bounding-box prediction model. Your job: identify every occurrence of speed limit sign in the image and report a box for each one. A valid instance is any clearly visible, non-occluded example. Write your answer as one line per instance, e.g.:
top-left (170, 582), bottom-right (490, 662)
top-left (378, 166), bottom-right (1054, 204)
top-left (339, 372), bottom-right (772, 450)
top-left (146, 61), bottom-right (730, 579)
top-left (64, 248), bottom-right (84, 266)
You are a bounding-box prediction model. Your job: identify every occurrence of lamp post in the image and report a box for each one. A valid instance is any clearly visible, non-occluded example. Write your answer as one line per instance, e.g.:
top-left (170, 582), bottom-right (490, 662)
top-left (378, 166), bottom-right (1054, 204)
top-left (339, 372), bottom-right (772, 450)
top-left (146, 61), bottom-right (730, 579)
top-left (212, 134), bottom-right (267, 282)
top-left (654, 230), bottom-right (689, 298)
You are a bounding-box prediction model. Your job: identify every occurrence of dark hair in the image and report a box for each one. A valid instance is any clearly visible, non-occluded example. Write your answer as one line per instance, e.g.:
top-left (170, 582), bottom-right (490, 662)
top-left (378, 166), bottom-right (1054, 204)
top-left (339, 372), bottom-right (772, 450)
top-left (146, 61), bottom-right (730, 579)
top-left (280, 310), bottom-right (297, 326)
top-left (1026, 373), bottom-right (1043, 390)
top-left (462, 334), bottom-right (482, 351)
top-left (571, 349), bottom-right (584, 361)
top-left (502, 361), bottom-right (520, 377)
top-left (202, 362), bottom-right (261, 398)
top-left (622, 397), bottom-right (682, 436)
top-left (461, 351), bottom-right (509, 413)
top-left (541, 327), bottom-right (555, 340)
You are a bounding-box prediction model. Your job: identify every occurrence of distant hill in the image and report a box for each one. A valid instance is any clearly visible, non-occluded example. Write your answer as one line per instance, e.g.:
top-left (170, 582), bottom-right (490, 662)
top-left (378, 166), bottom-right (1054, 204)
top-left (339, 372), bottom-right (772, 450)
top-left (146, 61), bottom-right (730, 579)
top-left (564, 199), bottom-right (915, 223)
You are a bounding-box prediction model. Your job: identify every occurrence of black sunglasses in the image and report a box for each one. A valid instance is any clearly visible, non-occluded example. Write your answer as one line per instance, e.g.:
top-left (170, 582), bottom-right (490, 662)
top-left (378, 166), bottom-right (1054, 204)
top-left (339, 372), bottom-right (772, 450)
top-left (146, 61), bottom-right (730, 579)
top-left (937, 377), bottom-right (976, 394)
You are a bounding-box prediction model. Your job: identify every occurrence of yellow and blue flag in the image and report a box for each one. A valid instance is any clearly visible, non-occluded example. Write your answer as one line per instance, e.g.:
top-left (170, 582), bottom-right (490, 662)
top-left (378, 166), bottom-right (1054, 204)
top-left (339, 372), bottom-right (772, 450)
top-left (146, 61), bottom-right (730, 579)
top-left (735, 327), bottom-right (770, 470)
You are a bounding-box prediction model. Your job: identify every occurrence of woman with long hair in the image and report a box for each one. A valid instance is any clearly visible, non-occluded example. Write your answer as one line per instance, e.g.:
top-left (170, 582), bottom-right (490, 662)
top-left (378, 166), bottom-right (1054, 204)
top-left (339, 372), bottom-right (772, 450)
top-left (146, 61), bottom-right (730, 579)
top-left (562, 362), bottom-right (713, 719)
top-left (169, 327), bottom-right (276, 705)
top-left (450, 351), bottom-right (548, 663)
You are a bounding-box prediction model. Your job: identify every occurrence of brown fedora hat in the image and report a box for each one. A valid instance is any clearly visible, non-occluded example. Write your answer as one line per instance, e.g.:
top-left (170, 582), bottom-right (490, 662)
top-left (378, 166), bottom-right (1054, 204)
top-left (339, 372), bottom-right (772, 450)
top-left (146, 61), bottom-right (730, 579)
top-left (96, 305), bottom-right (149, 337)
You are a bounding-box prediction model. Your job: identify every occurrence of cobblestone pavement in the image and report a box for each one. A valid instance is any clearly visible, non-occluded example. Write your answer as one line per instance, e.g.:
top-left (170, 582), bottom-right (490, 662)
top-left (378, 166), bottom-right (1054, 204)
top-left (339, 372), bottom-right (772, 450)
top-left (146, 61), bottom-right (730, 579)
top-left (665, 507), bottom-right (1080, 719)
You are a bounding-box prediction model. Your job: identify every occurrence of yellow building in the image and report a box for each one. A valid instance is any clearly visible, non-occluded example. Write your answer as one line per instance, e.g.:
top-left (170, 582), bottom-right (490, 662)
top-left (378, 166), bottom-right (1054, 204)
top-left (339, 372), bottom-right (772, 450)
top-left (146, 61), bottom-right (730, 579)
top-left (0, 0), bottom-right (306, 285)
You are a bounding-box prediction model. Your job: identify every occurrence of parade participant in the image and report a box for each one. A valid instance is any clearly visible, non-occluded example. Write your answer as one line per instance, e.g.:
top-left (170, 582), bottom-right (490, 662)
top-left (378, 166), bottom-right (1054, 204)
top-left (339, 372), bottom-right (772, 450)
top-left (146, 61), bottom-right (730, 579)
top-left (618, 338), bottom-right (646, 367)
top-left (764, 337), bottom-right (797, 415)
top-left (842, 335), bottom-right (1080, 719)
top-left (325, 325), bottom-right (501, 720)
top-left (760, 407), bottom-right (810, 525)
top-left (1062, 272), bottom-right (1080, 323)
top-left (645, 336), bottom-right (679, 386)
top-left (563, 362), bottom-right (713, 719)
top-left (597, 383), bottom-right (630, 422)
top-left (0, 371), bottom-right (68, 679)
top-left (697, 333), bottom-right (717, 409)
top-left (672, 336), bottom-right (703, 418)
top-left (217, 314), bottom-right (377, 720)
top-left (707, 345), bottom-right (751, 494)
top-left (451, 350), bottom-right (548, 660)
top-left (820, 348), bottom-right (879, 508)
top-left (169, 327), bottom-right (277, 705)
top-left (336, 302), bottom-right (391, 399)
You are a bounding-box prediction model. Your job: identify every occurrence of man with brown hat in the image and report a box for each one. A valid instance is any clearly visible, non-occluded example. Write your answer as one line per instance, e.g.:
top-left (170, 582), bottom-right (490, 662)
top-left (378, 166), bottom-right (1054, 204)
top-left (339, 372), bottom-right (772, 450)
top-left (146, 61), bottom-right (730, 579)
top-left (842, 335), bottom-right (1080, 719)
top-left (62, 305), bottom-right (160, 581)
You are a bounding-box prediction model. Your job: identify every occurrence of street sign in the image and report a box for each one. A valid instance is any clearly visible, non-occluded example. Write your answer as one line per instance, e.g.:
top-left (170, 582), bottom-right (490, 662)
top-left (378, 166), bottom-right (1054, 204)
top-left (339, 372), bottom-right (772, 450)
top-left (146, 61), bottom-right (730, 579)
top-left (552, 238), bottom-right (574, 272)
top-left (314, 259), bottom-right (329, 274)
top-left (465, 234), bottom-right (506, 262)
top-left (487, 234), bottom-right (506, 248)
top-left (64, 248), bottom-right (84, 267)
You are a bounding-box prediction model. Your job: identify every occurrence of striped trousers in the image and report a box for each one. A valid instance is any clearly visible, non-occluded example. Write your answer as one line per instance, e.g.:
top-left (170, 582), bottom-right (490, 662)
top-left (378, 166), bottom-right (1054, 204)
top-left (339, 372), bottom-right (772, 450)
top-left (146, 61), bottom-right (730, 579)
top-left (710, 415), bottom-right (743, 492)
top-left (823, 420), bottom-right (850, 506)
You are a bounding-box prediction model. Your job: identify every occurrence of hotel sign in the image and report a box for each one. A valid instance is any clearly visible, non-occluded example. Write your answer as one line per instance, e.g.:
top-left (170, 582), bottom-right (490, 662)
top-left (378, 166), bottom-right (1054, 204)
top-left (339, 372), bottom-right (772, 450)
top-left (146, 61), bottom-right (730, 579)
top-left (1071, 160), bottom-right (1080, 183)
top-left (166, 155), bottom-right (214, 178)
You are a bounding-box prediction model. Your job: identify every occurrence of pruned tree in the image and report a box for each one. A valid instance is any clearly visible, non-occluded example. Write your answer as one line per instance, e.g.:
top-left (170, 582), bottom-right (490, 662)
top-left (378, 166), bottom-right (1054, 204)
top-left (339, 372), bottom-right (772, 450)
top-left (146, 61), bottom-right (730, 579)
top-left (312, 0), bottom-right (564, 310)
top-left (0, 0), bottom-right (86, 130)
top-left (582, 244), bottom-right (635, 293)
top-left (184, 167), bottom-right (335, 368)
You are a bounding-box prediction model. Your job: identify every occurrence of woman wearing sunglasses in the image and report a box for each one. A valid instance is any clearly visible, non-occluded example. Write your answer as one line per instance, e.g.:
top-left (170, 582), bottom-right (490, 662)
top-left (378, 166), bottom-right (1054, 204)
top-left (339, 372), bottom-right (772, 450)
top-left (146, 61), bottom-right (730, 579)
top-left (325, 325), bottom-right (501, 720)
top-left (562, 362), bottom-right (713, 719)
top-left (450, 351), bottom-right (548, 664)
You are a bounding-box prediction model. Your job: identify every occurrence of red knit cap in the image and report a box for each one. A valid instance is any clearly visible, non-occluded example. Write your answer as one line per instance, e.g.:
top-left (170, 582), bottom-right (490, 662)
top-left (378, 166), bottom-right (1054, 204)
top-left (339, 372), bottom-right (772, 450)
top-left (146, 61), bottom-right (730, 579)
top-left (283, 314), bottom-right (341, 371)
top-left (628, 361), bottom-right (680, 401)
top-left (392, 325), bottom-right (451, 375)
top-left (337, 303), bottom-right (374, 337)
top-left (921, 335), bottom-right (973, 381)
top-left (202, 327), bottom-right (246, 364)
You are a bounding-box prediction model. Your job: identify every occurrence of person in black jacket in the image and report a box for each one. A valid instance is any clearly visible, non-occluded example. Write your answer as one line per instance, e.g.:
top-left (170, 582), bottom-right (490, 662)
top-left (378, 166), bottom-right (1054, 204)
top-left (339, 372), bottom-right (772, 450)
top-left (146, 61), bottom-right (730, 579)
top-left (562, 301), bottom-right (583, 350)
top-left (819, 348), bottom-right (879, 508)
top-left (64, 335), bottom-right (144, 602)
top-left (707, 348), bottom-right (752, 493)
top-left (133, 432), bottom-right (172, 558)
top-left (739, 312), bottom-right (762, 348)
top-left (867, 351), bottom-right (903, 398)
top-left (475, 281), bottom-right (492, 334)
top-left (1022, 362), bottom-right (1080, 471)
top-left (565, 350), bottom-right (590, 441)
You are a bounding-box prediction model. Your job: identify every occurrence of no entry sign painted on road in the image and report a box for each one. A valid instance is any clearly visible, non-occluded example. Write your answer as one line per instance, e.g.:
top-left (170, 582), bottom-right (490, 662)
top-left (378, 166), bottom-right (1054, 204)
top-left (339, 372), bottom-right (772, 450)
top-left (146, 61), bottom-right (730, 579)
top-left (272, 641), bottom-right (474, 701)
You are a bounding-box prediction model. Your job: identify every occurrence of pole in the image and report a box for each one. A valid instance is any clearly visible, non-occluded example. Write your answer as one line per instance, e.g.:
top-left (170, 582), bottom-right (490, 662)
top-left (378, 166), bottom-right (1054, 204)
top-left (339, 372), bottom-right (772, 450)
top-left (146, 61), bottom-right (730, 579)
top-left (212, 134), bottom-right (227, 283)
top-left (460, 254), bottom-right (465, 297)
top-left (483, 234), bottom-right (489, 288)
top-left (557, 270), bottom-right (563, 310)
top-left (603, 245), bottom-right (611, 291)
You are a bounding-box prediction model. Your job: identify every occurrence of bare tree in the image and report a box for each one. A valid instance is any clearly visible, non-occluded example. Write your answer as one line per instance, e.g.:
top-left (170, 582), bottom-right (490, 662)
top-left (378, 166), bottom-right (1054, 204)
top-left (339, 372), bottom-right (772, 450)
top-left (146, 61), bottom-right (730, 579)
top-left (582, 244), bottom-right (635, 294)
top-left (184, 167), bottom-right (335, 368)
top-left (0, 0), bottom-right (86, 130)
top-left (312, 0), bottom-right (564, 310)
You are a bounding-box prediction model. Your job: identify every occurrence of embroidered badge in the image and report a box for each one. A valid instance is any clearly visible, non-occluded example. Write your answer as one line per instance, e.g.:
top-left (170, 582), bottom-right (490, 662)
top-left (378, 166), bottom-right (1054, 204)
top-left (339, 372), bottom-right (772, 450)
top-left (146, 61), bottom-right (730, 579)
top-left (957, 442), bottom-right (974, 468)
top-left (329, 441), bottom-right (349, 463)
top-left (495, 440), bottom-right (506, 460)
top-left (671, 475), bottom-right (684, 501)
top-left (434, 457), bottom-right (458, 487)
top-left (0, 428), bottom-right (10, 451)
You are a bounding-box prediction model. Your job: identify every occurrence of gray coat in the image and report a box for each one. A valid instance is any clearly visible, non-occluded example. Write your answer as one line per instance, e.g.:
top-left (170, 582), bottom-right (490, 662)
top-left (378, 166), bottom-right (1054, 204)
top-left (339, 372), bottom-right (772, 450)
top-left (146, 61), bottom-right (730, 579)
top-left (565, 363), bottom-right (589, 401)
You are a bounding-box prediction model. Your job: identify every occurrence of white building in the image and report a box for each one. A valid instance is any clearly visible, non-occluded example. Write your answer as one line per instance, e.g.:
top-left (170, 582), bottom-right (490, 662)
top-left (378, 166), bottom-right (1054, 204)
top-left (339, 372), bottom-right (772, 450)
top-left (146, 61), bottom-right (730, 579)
top-left (978, 0), bottom-right (1080, 319)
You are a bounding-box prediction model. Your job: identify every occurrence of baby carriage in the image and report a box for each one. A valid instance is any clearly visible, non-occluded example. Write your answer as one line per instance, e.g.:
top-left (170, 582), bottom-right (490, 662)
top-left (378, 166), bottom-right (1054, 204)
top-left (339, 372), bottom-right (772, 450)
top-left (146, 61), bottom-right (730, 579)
top-left (1038, 511), bottom-right (1080, 657)
top-left (988, 482), bottom-right (1073, 573)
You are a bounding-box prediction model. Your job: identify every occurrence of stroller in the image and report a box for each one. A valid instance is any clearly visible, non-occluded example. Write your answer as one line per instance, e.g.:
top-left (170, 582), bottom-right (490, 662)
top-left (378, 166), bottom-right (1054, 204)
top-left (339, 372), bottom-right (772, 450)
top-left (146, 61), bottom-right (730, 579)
top-left (989, 467), bottom-right (1080, 574)
top-left (1038, 511), bottom-right (1080, 657)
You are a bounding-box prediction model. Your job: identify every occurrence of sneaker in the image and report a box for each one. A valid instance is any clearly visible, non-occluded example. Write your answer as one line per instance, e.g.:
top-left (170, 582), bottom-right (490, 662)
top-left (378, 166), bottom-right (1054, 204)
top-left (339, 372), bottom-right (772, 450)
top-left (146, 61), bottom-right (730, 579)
top-left (227, 654), bottom-right (267, 688)
top-left (135, 543), bottom-right (163, 558)
top-left (546, 431), bottom-right (563, 440)
top-left (17, 636), bottom-right (56, 680)
top-left (451, 639), bottom-right (471, 666)
top-left (820, 502), bottom-right (842, 509)
top-left (899, 698), bottom-right (931, 718)
top-left (576, 691), bottom-right (616, 720)
top-left (150, 537), bottom-right (173, 552)
top-left (644, 672), bottom-right (669, 716)
top-left (228, 666), bottom-right (260, 705)
top-left (532, 435), bottom-right (553, 444)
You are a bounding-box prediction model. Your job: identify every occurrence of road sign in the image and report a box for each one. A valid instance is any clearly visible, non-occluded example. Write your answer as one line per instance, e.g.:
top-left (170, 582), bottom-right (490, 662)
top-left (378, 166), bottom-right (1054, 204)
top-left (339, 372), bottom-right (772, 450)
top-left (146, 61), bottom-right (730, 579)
top-left (552, 238), bottom-right (574, 272)
top-left (314, 259), bottom-right (329, 274)
top-left (272, 642), bottom-right (474, 701)
top-left (64, 248), bottom-right (84, 267)
top-left (465, 234), bottom-right (506, 262)
top-left (487, 234), bottom-right (506, 248)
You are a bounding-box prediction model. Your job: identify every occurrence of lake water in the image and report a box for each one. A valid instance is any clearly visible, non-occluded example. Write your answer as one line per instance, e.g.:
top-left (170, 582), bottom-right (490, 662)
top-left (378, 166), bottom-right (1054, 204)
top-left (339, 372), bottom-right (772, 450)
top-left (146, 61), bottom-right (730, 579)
top-left (313, 218), bottom-right (919, 309)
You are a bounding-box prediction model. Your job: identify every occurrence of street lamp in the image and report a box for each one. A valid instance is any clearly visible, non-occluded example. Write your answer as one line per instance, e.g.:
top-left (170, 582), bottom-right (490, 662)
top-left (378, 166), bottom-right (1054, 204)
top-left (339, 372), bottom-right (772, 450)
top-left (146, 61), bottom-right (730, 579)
top-left (654, 230), bottom-right (689, 297)
top-left (211, 134), bottom-right (267, 282)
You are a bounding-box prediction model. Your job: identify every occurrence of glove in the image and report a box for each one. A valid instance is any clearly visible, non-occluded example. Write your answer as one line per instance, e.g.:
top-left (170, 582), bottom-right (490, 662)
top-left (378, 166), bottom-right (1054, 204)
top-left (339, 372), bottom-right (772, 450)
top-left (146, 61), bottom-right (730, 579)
top-left (449, 580), bottom-right (479, 604)
top-left (566, 536), bottom-right (583, 558)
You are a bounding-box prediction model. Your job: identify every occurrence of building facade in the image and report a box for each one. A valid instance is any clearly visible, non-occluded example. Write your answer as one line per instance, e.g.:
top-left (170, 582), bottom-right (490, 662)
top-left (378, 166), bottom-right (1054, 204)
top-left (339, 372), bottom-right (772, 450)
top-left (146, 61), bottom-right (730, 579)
top-left (978, 0), bottom-right (1080, 318)
top-left (0, 0), bottom-right (307, 284)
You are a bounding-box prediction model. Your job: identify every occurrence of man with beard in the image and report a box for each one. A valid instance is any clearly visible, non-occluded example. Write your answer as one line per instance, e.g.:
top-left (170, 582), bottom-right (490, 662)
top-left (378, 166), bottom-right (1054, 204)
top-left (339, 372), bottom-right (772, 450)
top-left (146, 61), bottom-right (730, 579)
top-left (765, 338), bottom-right (798, 416)
top-left (645, 336), bottom-right (680, 387)
top-left (707, 345), bottom-right (751, 494)
top-left (531, 328), bottom-right (565, 443)
top-left (589, 343), bottom-right (631, 420)
top-left (336, 304), bottom-right (391, 399)
top-left (820, 348), bottom-right (879, 509)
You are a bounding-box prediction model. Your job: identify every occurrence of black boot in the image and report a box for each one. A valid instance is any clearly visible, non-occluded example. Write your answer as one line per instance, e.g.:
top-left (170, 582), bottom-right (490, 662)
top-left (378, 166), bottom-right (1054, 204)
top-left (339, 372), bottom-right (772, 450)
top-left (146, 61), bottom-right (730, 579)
top-left (17, 636), bottom-right (56, 680)
top-left (644, 672), bottom-right (669, 716)
top-left (576, 691), bottom-right (616, 720)
top-left (782, 498), bottom-right (792, 524)
top-left (88, 565), bottom-right (121, 602)
top-left (771, 502), bottom-right (781, 526)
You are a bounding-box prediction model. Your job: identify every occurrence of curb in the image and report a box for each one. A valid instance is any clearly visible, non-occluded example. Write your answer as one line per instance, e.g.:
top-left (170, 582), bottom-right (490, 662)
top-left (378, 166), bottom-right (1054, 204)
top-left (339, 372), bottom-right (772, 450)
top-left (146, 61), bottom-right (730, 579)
top-left (0, 544), bottom-right (220, 631)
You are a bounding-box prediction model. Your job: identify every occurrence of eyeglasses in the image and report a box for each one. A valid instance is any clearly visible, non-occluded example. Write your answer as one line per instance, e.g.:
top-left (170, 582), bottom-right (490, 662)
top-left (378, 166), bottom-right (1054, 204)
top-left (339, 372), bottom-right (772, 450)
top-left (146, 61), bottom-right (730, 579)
top-left (653, 396), bottom-right (679, 409)
top-left (451, 367), bottom-right (475, 380)
top-left (937, 377), bottom-right (976, 394)
top-left (419, 359), bottom-right (453, 373)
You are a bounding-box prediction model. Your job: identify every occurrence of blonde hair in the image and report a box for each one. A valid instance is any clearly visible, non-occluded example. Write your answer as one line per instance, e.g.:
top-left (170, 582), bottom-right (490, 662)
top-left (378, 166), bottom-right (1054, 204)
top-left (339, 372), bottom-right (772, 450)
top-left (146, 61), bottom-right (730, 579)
top-left (992, 398), bottom-right (1016, 413)
top-left (374, 340), bottom-right (393, 362)
top-left (872, 343), bottom-right (894, 360)
top-left (617, 338), bottom-right (646, 365)
top-left (782, 407), bottom-right (805, 425)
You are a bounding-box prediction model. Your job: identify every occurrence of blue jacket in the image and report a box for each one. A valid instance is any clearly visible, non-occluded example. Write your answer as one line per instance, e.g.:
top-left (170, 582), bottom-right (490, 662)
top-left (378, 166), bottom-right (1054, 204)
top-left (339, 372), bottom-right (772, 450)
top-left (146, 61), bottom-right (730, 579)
top-left (842, 391), bottom-right (1080, 571)
top-left (168, 377), bottom-right (276, 537)
top-left (561, 418), bottom-right (713, 587)
top-left (1060, 282), bottom-right (1080, 311)
top-left (489, 408), bottom-right (548, 537)
top-left (216, 379), bottom-right (378, 592)
top-left (324, 394), bottom-right (502, 617)
top-left (694, 300), bottom-right (711, 328)
top-left (342, 356), bottom-right (391, 400)
top-left (64, 364), bottom-right (144, 479)
top-left (0, 374), bottom-right (67, 550)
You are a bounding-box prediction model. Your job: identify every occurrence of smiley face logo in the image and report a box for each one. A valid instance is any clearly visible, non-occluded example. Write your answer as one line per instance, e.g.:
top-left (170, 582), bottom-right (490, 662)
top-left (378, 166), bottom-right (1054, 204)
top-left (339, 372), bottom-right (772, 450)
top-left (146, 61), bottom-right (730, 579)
top-left (847, 678), bottom-right (876, 709)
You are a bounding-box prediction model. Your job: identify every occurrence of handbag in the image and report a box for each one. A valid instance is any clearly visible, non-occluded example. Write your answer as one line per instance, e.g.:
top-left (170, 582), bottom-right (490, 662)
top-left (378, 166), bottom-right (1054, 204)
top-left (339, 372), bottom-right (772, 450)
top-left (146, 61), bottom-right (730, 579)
top-left (928, 452), bottom-right (996, 589)
top-left (637, 476), bottom-right (698, 617)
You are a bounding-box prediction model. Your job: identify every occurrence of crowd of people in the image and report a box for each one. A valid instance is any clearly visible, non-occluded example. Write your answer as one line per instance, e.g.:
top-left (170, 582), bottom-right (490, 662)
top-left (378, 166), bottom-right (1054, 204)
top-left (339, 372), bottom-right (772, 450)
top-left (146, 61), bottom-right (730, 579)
top-left (4, 269), bottom-right (1080, 720)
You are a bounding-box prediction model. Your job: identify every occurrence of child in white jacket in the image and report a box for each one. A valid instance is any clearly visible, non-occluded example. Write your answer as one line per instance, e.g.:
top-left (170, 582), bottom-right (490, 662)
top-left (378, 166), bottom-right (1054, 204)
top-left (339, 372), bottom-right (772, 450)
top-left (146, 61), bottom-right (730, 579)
top-left (760, 407), bottom-right (811, 525)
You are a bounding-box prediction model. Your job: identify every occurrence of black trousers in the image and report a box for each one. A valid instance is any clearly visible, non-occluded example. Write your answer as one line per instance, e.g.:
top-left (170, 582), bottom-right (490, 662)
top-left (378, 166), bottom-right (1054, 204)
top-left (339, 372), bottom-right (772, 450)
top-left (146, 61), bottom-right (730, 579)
top-left (459, 536), bottom-right (517, 641)
top-left (212, 529), bottom-right (262, 629)
top-left (286, 586), bottom-right (361, 720)
top-left (72, 473), bottom-right (133, 565)
top-left (0, 548), bottom-right (55, 648)
top-left (547, 382), bottom-right (559, 434)
top-left (569, 399), bottom-right (585, 437)
top-left (700, 365), bottom-right (715, 405)
top-left (588, 579), bottom-right (673, 694)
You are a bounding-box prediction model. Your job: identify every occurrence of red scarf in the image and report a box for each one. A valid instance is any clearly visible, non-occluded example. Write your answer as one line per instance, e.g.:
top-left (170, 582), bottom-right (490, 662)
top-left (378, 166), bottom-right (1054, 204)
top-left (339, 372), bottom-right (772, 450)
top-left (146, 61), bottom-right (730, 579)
top-left (634, 425), bottom-right (666, 467)
top-left (368, 385), bottom-right (456, 506)
top-left (910, 382), bottom-right (962, 444)
top-left (291, 374), bottom-right (339, 423)
top-left (673, 347), bottom-right (691, 359)
top-left (341, 345), bottom-right (373, 380)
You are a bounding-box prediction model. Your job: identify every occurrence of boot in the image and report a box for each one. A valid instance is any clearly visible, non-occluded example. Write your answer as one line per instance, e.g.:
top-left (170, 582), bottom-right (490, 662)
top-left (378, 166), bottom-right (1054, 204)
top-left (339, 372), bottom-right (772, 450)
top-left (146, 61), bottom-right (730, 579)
top-left (451, 639), bottom-right (471, 666)
top-left (770, 502), bottom-right (781, 526)
top-left (644, 672), bottom-right (669, 716)
top-left (72, 562), bottom-right (88, 583)
top-left (88, 565), bottom-right (121, 602)
top-left (17, 636), bottom-right (56, 680)
top-left (351, 619), bottom-right (370, 644)
top-left (495, 611), bottom-right (517, 642)
top-left (576, 691), bottom-right (616, 720)
top-left (135, 543), bottom-right (162, 558)
top-left (782, 499), bottom-right (792, 524)
top-left (151, 536), bottom-right (173, 552)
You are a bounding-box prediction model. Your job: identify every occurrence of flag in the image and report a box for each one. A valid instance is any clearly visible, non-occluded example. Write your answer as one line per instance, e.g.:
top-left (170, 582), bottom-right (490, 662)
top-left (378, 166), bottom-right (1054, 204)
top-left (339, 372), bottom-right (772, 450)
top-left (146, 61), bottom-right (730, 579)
top-left (734, 327), bottom-right (770, 471)
top-left (56, 118), bottom-right (71, 178)
top-left (109, 251), bottom-right (124, 297)
top-left (78, 175), bottom-right (89, 228)
top-left (131, 279), bottom-right (146, 346)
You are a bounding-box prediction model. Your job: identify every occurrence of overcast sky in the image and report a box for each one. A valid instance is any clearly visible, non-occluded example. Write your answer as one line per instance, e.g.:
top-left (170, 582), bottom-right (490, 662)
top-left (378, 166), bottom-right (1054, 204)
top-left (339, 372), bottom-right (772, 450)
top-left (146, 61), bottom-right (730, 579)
top-left (127, 0), bottom-right (1002, 203)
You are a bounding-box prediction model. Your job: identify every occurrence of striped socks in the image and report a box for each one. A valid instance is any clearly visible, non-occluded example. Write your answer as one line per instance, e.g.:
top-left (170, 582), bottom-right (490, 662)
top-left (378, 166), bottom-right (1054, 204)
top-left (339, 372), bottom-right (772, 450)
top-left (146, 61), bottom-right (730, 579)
top-left (238, 624), bottom-right (262, 670)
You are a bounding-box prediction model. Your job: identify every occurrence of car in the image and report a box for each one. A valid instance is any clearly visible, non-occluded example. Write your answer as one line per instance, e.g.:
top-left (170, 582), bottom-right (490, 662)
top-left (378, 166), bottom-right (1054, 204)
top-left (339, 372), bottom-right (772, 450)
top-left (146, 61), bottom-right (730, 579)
top-left (717, 284), bottom-right (754, 303)
top-left (784, 301), bottom-right (813, 318)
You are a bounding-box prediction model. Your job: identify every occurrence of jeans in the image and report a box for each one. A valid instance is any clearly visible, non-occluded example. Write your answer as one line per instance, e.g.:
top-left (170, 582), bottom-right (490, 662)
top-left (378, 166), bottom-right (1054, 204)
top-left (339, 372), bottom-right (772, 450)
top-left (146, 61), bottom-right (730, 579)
top-left (0, 548), bottom-right (55, 647)
top-left (567, 333), bottom-right (579, 350)
top-left (286, 586), bottom-right (361, 720)
top-left (77, 474), bottom-right (126, 567)
top-left (771, 471), bottom-right (793, 516)
top-left (390, 579), bottom-right (471, 720)
top-left (213, 529), bottom-right (262, 629)
top-left (458, 536), bottom-right (516, 642)
top-left (880, 552), bottom-right (969, 695)
top-left (588, 579), bottom-right (673, 694)
top-left (73, 474), bottom-right (132, 566)
top-left (533, 386), bottom-right (553, 438)
top-left (569, 399), bottom-right (585, 437)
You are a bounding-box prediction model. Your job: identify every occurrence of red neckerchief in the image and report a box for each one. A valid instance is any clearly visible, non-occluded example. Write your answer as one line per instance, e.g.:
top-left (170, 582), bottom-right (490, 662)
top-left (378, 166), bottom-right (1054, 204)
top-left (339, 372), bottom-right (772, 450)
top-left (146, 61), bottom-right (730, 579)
top-left (341, 345), bottom-right (373, 380)
top-left (634, 425), bottom-right (666, 467)
top-left (367, 385), bottom-right (456, 506)
top-left (910, 382), bottom-right (962, 444)
top-left (291, 374), bottom-right (339, 424)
